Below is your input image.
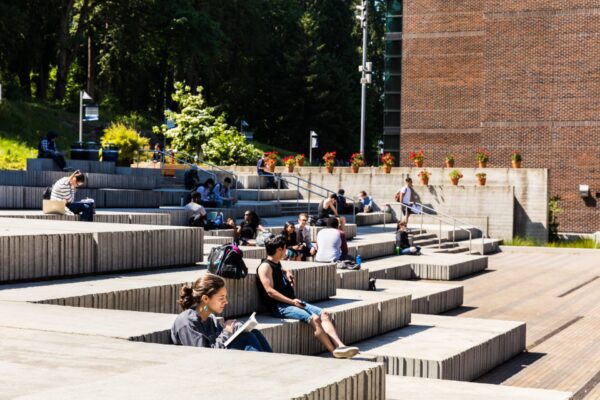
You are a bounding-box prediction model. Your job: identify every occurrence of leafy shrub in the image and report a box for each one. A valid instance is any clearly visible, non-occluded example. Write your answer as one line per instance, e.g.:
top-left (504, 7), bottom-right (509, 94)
top-left (201, 130), bottom-right (262, 166)
top-left (101, 123), bottom-right (149, 164)
top-left (0, 137), bottom-right (36, 170)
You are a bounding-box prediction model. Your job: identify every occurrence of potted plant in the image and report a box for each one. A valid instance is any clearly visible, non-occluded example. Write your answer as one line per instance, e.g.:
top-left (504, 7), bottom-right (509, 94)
top-left (323, 151), bottom-right (336, 173)
top-left (448, 169), bottom-right (463, 185)
top-left (476, 172), bottom-right (487, 186)
top-left (476, 148), bottom-right (490, 168)
top-left (409, 150), bottom-right (425, 167)
top-left (418, 169), bottom-right (431, 185)
top-left (350, 152), bottom-right (365, 173)
top-left (295, 153), bottom-right (305, 167)
top-left (511, 151), bottom-right (522, 168)
top-left (445, 154), bottom-right (455, 168)
top-left (265, 151), bottom-right (278, 172)
top-left (381, 152), bottom-right (395, 173)
top-left (283, 155), bottom-right (296, 173)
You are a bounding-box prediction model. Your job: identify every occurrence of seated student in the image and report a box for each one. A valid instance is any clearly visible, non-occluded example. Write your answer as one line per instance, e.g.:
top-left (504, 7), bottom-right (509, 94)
top-left (295, 213), bottom-right (317, 260)
top-left (171, 274), bottom-right (272, 352)
top-left (236, 210), bottom-right (265, 246)
top-left (336, 217), bottom-right (352, 261)
top-left (317, 193), bottom-right (345, 226)
top-left (256, 153), bottom-right (277, 189)
top-left (283, 221), bottom-right (303, 261)
top-left (184, 166), bottom-right (201, 191)
top-left (213, 177), bottom-right (236, 207)
top-left (197, 178), bottom-right (218, 208)
top-left (315, 218), bottom-right (343, 263)
top-left (38, 131), bottom-right (68, 171)
top-left (256, 235), bottom-right (359, 359)
top-left (186, 191), bottom-right (207, 227)
top-left (357, 191), bottom-right (374, 213)
top-left (336, 189), bottom-right (354, 214)
top-left (50, 170), bottom-right (94, 222)
top-left (152, 143), bottom-right (163, 163)
top-left (396, 221), bottom-right (421, 255)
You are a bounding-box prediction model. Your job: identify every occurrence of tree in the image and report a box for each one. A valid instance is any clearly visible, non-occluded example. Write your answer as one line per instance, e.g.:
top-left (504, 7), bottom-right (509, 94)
top-left (201, 131), bottom-right (262, 166)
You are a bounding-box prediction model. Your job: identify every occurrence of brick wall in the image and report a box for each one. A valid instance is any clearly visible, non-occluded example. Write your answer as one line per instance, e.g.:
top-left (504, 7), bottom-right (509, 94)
top-left (399, 0), bottom-right (600, 234)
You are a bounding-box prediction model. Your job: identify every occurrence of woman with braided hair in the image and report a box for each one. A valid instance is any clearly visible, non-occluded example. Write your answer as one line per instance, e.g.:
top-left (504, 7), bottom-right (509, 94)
top-left (171, 274), bottom-right (271, 352)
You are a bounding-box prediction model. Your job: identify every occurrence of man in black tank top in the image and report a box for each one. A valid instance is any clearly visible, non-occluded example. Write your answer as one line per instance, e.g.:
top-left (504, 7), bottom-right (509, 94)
top-left (256, 234), bottom-right (359, 359)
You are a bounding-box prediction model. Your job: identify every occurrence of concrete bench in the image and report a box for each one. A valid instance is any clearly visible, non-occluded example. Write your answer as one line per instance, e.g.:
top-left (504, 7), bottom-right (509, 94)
top-left (386, 376), bottom-right (572, 400)
top-left (336, 268), bottom-right (370, 290)
top-left (376, 280), bottom-right (464, 315)
top-left (27, 158), bottom-right (116, 174)
top-left (355, 212), bottom-right (394, 226)
top-left (233, 188), bottom-right (300, 201)
top-left (0, 170), bottom-right (161, 190)
top-left (356, 314), bottom-right (526, 381)
top-left (0, 218), bottom-right (203, 282)
top-left (0, 323), bottom-right (385, 400)
top-left (0, 210), bottom-right (171, 225)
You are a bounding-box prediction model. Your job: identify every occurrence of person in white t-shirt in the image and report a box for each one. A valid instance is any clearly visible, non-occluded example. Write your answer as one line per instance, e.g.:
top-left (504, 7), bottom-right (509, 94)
top-left (186, 192), bottom-right (207, 227)
top-left (315, 218), bottom-right (343, 262)
top-left (397, 177), bottom-right (414, 223)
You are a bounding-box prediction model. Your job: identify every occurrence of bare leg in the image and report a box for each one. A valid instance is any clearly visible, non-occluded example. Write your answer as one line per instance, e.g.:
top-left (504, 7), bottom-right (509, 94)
top-left (309, 316), bottom-right (336, 353)
top-left (319, 311), bottom-right (345, 349)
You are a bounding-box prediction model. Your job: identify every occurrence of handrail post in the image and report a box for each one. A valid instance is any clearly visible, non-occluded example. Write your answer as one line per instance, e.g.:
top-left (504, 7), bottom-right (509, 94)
top-left (439, 219), bottom-right (442, 249)
top-left (258, 175), bottom-right (261, 202)
top-left (469, 231), bottom-right (473, 254)
top-left (277, 176), bottom-right (281, 202)
top-left (453, 220), bottom-right (456, 242)
top-left (420, 206), bottom-right (423, 234)
top-left (352, 202), bottom-right (356, 224)
top-left (297, 177), bottom-right (300, 208)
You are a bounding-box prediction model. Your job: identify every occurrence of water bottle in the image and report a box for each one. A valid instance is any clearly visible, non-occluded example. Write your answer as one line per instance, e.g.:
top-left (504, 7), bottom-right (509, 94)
top-left (355, 254), bottom-right (362, 267)
top-left (395, 246), bottom-right (400, 256)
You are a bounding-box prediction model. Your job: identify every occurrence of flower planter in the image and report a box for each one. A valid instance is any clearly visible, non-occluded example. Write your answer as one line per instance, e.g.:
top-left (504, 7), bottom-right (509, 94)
top-left (450, 177), bottom-right (460, 186)
top-left (351, 165), bottom-right (359, 173)
top-left (477, 178), bottom-right (487, 186)
top-left (511, 160), bottom-right (521, 168)
top-left (414, 160), bottom-right (423, 168)
top-left (287, 165), bottom-right (295, 173)
top-left (445, 160), bottom-right (454, 168)
top-left (296, 160), bottom-right (304, 167)
top-left (268, 164), bottom-right (276, 173)
top-left (383, 165), bottom-right (392, 174)
top-left (420, 177), bottom-right (429, 185)
top-left (326, 165), bottom-right (334, 174)
top-left (478, 161), bottom-right (487, 168)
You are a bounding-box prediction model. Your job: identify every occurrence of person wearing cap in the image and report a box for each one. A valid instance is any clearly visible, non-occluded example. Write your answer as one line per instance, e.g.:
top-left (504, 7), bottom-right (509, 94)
top-left (38, 131), bottom-right (68, 170)
top-left (184, 165), bottom-right (201, 191)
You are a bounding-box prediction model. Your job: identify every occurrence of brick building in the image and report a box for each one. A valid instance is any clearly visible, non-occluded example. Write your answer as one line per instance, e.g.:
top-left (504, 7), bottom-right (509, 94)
top-left (384, 1), bottom-right (600, 235)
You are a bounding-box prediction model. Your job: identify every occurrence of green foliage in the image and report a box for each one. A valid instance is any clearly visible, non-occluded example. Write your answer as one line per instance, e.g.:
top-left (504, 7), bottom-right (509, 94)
top-left (0, 136), bottom-right (36, 170)
top-left (154, 82), bottom-right (234, 154)
top-left (201, 130), bottom-right (262, 166)
top-left (101, 123), bottom-right (149, 164)
top-left (503, 236), bottom-right (599, 249)
top-left (502, 236), bottom-right (540, 247)
top-left (548, 195), bottom-right (563, 242)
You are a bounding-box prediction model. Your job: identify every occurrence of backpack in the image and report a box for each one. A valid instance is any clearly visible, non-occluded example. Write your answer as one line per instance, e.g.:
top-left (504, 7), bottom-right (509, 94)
top-left (42, 186), bottom-right (52, 200)
top-left (207, 243), bottom-right (248, 279)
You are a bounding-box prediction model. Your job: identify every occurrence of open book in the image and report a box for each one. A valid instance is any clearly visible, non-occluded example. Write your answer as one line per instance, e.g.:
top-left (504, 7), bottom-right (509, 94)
top-left (224, 312), bottom-right (257, 347)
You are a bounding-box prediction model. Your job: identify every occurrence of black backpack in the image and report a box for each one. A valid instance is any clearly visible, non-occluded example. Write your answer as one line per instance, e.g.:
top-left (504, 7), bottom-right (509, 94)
top-left (207, 243), bottom-right (248, 279)
top-left (42, 186), bottom-right (52, 200)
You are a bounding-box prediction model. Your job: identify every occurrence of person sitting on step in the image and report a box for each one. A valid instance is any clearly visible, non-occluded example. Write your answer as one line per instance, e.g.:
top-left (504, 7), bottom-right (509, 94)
top-left (184, 165), bottom-right (201, 191)
top-left (171, 274), bottom-right (272, 352)
top-left (50, 170), bottom-right (95, 222)
top-left (336, 189), bottom-right (354, 214)
top-left (236, 210), bottom-right (265, 246)
top-left (213, 177), bottom-right (236, 207)
top-left (256, 153), bottom-right (277, 189)
top-left (38, 131), bottom-right (68, 171)
top-left (196, 178), bottom-right (218, 208)
top-left (186, 191), bottom-right (207, 227)
top-left (357, 191), bottom-right (374, 213)
top-left (396, 221), bottom-right (421, 255)
top-left (295, 213), bottom-right (317, 260)
top-left (316, 193), bottom-right (345, 226)
top-left (256, 234), bottom-right (359, 359)
top-left (283, 221), bottom-right (303, 261)
top-left (315, 218), bottom-right (343, 263)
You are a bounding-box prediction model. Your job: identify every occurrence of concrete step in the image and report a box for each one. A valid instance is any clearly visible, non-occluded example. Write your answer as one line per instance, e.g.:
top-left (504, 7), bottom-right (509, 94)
top-left (355, 212), bottom-right (394, 226)
top-left (0, 325), bottom-right (386, 400)
top-left (0, 260), bottom-right (337, 319)
top-left (233, 188), bottom-right (300, 201)
top-left (386, 376), bottom-right (572, 400)
top-left (356, 314), bottom-right (526, 381)
top-left (376, 280), bottom-right (464, 315)
top-left (0, 217), bottom-right (203, 283)
top-left (27, 158), bottom-right (116, 174)
top-left (0, 170), bottom-right (161, 190)
top-left (336, 268), bottom-right (371, 290)
top-left (0, 209), bottom-right (171, 226)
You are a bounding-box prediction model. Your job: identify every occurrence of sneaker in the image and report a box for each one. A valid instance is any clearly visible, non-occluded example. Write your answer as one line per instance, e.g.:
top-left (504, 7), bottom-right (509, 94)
top-left (333, 346), bottom-right (359, 359)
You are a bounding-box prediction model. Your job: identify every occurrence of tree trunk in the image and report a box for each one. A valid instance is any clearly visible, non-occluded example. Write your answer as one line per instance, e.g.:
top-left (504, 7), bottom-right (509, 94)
top-left (86, 34), bottom-right (94, 97)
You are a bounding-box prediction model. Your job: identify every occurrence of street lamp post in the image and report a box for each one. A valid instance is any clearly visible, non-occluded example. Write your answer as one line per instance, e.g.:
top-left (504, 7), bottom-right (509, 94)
top-left (309, 131), bottom-right (318, 165)
top-left (357, 0), bottom-right (371, 154)
top-left (79, 90), bottom-right (94, 142)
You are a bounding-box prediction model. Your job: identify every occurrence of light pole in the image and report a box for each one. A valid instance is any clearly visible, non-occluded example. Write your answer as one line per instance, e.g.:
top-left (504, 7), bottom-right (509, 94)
top-left (309, 131), bottom-right (318, 165)
top-left (377, 138), bottom-right (384, 166)
top-left (356, 0), bottom-right (371, 154)
top-left (79, 90), bottom-right (94, 142)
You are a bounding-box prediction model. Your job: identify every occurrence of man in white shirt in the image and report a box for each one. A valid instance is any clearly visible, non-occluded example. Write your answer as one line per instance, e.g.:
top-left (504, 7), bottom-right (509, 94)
top-left (397, 177), bottom-right (415, 223)
top-left (315, 218), bottom-right (342, 263)
top-left (186, 192), bottom-right (207, 227)
top-left (295, 213), bottom-right (317, 260)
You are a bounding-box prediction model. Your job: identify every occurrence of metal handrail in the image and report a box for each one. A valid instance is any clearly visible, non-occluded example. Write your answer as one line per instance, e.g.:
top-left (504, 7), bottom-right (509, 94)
top-left (174, 152), bottom-right (240, 193)
top-left (384, 201), bottom-right (485, 255)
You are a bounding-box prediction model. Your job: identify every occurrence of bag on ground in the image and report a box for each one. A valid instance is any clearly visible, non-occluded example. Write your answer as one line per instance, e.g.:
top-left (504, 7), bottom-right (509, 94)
top-left (207, 243), bottom-right (248, 279)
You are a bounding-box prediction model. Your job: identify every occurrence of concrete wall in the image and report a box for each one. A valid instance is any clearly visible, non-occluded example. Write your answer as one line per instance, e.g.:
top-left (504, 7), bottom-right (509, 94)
top-left (220, 166), bottom-right (549, 241)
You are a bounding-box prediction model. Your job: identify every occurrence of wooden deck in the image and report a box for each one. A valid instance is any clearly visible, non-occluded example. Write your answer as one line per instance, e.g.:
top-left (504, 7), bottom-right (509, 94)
top-left (438, 250), bottom-right (600, 399)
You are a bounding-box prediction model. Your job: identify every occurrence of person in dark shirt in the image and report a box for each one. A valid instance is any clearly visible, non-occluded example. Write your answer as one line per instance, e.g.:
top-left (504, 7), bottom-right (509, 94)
top-left (256, 234), bottom-right (359, 359)
top-left (38, 131), bottom-right (67, 170)
top-left (336, 189), bottom-right (353, 214)
top-left (395, 221), bottom-right (421, 255)
top-left (171, 274), bottom-right (271, 352)
top-left (184, 166), bottom-right (201, 190)
top-left (256, 153), bottom-right (277, 188)
top-left (236, 210), bottom-right (265, 246)
top-left (283, 221), bottom-right (302, 261)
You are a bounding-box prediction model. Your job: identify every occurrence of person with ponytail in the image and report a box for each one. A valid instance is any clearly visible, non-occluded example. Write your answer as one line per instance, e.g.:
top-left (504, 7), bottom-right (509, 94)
top-left (50, 170), bottom-right (95, 222)
top-left (171, 274), bottom-right (272, 352)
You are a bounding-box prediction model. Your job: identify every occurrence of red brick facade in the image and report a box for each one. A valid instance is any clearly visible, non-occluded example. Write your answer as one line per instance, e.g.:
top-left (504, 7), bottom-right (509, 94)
top-left (399, 1), bottom-right (600, 234)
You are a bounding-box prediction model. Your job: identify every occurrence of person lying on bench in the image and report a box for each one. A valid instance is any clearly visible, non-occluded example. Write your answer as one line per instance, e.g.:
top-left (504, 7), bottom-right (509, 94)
top-left (256, 234), bottom-right (359, 359)
top-left (171, 274), bottom-right (272, 352)
top-left (50, 171), bottom-right (94, 222)
top-left (396, 221), bottom-right (421, 255)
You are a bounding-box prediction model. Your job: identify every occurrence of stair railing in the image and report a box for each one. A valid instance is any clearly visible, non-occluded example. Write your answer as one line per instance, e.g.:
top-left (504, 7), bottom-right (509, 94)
top-left (174, 151), bottom-right (240, 193)
top-left (384, 202), bottom-right (486, 254)
top-left (135, 149), bottom-right (218, 183)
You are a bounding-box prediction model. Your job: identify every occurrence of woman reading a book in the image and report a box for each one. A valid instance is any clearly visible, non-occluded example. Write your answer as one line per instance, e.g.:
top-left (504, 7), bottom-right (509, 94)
top-left (171, 274), bottom-right (272, 352)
